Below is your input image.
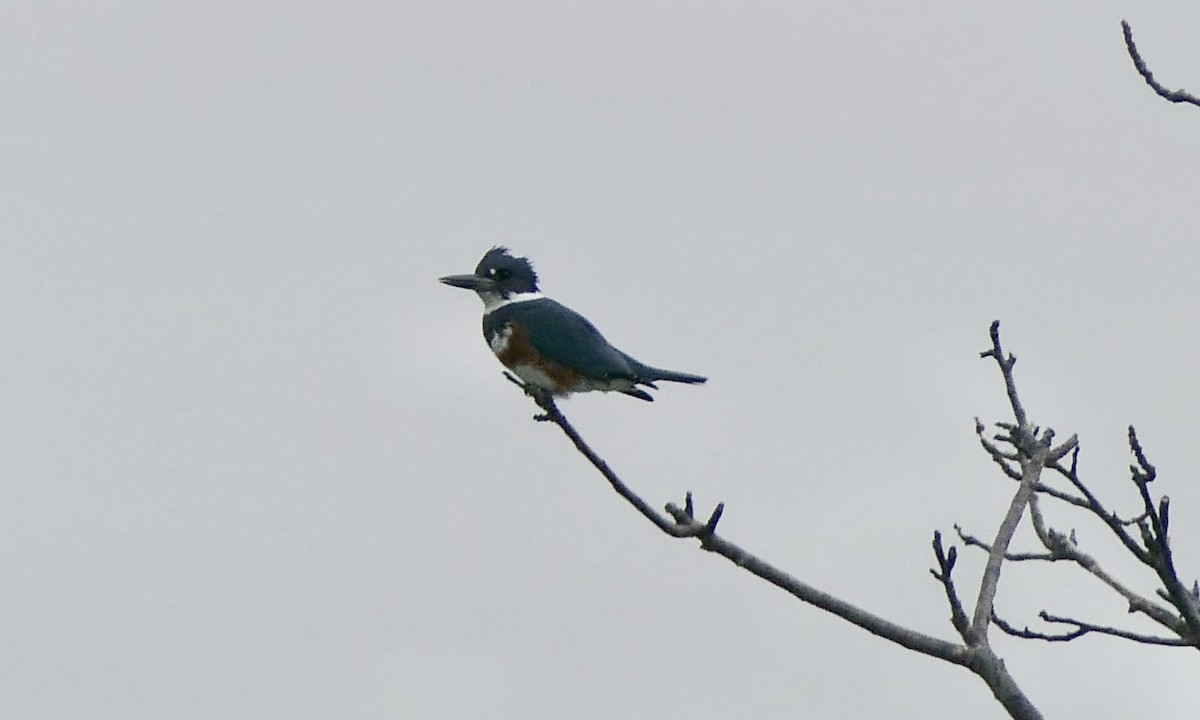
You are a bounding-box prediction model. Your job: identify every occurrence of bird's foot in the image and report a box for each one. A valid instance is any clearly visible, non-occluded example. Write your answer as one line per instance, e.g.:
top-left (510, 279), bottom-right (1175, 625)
top-left (503, 371), bottom-right (556, 420)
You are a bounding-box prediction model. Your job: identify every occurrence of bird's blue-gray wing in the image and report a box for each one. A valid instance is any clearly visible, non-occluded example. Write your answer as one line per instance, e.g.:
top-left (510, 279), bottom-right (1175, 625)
top-left (491, 299), bottom-right (635, 380)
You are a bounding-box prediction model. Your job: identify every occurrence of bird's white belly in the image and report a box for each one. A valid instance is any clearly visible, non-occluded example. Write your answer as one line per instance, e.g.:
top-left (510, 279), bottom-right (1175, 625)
top-left (578, 376), bottom-right (634, 393)
top-left (507, 361), bottom-right (633, 396)
top-left (510, 363), bottom-right (560, 392)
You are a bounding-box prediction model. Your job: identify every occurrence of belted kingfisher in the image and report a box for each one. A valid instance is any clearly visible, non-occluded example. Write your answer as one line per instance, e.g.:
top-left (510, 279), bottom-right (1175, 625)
top-left (440, 247), bottom-right (707, 401)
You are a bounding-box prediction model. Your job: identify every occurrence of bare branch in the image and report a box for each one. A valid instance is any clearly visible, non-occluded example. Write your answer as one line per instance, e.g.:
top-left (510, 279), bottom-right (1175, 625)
top-left (977, 425), bottom-right (1024, 481)
top-left (1121, 20), bottom-right (1200, 108)
top-left (505, 374), bottom-right (694, 538)
top-left (1128, 426), bottom-right (1157, 484)
top-left (931, 531), bottom-right (972, 641)
top-left (992, 612), bottom-right (1084, 642)
top-left (513, 321), bottom-right (1057, 718)
top-left (1045, 449), bottom-right (1150, 564)
top-left (971, 322), bottom-right (1079, 644)
top-left (979, 320), bottom-right (1026, 428)
top-left (1126, 427), bottom-right (1200, 643)
top-left (973, 417), bottom-right (1193, 643)
top-left (954, 524), bottom-right (1054, 562)
top-left (981, 447), bottom-right (1089, 508)
top-left (970, 439), bottom-right (1044, 640)
top-left (994, 610), bottom-right (1194, 647)
top-left (509, 373), bottom-right (970, 664)
top-left (1023, 494), bottom-right (1185, 634)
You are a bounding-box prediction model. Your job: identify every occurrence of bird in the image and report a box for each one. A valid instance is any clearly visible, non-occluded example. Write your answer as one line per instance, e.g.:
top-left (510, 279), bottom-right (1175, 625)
top-left (440, 247), bottom-right (707, 401)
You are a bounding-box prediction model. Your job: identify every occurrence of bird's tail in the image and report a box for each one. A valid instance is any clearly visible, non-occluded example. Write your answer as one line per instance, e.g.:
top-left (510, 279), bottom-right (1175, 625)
top-left (626, 356), bottom-right (707, 385)
top-left (645, 367), bottom-right (707, 384)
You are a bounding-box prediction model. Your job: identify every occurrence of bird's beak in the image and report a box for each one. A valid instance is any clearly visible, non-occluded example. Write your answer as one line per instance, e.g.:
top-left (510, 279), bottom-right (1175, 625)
top-left (439, 273), bottom-right (497, 292)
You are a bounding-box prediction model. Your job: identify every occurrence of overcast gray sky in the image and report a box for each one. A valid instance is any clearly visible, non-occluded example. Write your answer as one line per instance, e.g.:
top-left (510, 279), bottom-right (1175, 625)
top-left (3, 2), bottom-right (1199, 718)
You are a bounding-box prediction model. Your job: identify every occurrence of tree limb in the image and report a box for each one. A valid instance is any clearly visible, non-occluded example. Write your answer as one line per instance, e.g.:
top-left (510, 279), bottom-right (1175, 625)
top-left (508, 323), bottom-right (1051, 719)
top-left (1121, 20), bottom-right (1200, 108)
top-left (970, 322), bottom-right (1078, 642)
top-left (511, 372), bottom-right (968, 663)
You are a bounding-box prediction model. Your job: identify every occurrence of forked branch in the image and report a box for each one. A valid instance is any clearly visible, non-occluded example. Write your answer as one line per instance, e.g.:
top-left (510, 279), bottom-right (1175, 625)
top-left (955, 338), bottom-right (1198, 650)
top-left (969, 322), bottom-right (1078, 642)
top-left (510, 323), bottom-right (1051, 720)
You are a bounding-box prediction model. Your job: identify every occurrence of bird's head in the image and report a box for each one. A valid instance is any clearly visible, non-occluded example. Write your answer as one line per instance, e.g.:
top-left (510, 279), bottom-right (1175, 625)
top-left (440, 247), bottom-right (541, 307)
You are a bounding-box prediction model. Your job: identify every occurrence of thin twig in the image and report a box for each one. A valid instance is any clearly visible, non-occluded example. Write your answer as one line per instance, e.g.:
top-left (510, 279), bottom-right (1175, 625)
top-left (1046, 451), bottom-right (1149, 564)
top-left (504, 373), bottom-right (694, 538)
top-left (1121, 20), bottom-right (1200, 108)
top-left (931, 531), bottom-right (972, 641)
top-left (954, 524), bottom-right (1054, 562)
top-left (507, 375), bottom-right (972, 665)
top-left (1126, 427), bottom-right (1200, 643)
top-left (993, 610), bottom-right (1194, 647)
top-left (979, 320), bottom-right (1026, 428)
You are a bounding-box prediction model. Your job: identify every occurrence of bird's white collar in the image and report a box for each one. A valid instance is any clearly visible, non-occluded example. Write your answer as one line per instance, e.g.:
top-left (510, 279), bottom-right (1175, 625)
top-left (480, 290), bottom-right (544, 314)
